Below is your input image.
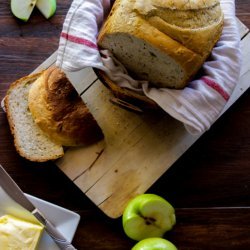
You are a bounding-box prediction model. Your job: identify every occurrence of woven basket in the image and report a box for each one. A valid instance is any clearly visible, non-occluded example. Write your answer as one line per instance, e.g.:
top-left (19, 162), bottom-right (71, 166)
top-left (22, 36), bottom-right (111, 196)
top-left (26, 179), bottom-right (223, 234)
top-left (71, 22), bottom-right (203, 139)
top-left (95, 69), bottom-right (159, 112)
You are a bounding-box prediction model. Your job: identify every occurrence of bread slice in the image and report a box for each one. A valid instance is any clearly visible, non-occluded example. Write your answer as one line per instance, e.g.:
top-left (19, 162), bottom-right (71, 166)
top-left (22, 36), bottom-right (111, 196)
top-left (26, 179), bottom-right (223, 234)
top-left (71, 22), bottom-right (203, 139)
top-left (4, 73), bottom-right (64, 162)
top-left (98, 0), bottom-right (223, 89)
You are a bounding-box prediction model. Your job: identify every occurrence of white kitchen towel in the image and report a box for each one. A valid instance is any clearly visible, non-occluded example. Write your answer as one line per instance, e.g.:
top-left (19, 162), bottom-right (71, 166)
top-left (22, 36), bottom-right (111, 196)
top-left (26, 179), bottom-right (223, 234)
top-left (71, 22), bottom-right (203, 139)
top-left (56, 0), bottom-right (110, 71)
top-left (56, 0), bottom-right (241, 135)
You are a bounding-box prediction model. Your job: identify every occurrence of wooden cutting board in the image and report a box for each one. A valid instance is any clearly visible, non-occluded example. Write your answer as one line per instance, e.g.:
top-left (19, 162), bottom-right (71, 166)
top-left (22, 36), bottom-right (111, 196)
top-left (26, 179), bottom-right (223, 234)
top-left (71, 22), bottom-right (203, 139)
top-left (33, 20), bottom-right (250, 218)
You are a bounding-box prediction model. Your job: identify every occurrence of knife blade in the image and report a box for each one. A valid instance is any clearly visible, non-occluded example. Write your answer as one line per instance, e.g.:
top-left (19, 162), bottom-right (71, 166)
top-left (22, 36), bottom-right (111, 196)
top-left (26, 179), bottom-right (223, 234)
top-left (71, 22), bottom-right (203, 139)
top-left (0, 164), bottom-right (77, 250)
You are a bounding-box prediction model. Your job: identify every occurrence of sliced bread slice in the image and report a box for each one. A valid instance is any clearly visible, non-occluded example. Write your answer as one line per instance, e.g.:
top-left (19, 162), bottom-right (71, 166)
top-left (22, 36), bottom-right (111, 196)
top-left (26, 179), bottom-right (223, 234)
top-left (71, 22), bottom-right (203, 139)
top-left (4, 73), bottom-right (64, 162)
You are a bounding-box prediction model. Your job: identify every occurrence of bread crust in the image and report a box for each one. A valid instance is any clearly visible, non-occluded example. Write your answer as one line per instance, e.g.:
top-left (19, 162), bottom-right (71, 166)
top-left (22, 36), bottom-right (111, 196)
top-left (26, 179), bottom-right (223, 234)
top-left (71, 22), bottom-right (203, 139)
top-left (28, 67), bottom-right (104, 146)
top-left (134, 0), bottom-right (220, 11)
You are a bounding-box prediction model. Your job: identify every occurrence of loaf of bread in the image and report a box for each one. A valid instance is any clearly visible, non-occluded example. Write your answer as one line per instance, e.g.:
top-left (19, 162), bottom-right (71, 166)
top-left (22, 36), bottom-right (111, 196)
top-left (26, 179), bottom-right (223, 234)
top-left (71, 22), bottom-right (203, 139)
top-left (4, 67), bottom-right (104, 162)
top-left (98, 0), bottom-right (224, 89)
top-left (28, 66), bottom-right (104, 147)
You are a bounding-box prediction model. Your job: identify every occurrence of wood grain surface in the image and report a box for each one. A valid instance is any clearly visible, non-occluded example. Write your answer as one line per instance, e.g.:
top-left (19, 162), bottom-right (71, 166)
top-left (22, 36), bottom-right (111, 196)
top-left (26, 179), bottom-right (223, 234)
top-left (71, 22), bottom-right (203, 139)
top-left (0, 1), bottom-right (250, 249)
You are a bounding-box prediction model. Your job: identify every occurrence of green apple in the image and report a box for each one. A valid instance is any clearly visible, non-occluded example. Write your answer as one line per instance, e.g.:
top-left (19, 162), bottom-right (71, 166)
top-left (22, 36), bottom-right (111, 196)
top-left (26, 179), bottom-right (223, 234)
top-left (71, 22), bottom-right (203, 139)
top-left (11, 0), bottom-right (37, 22)
top-left (132, 238), bottom-right (178, 250)
top-left (36, 0), bottom-right (56, 19)
top-left (122, 194), bottom-right (176, 241)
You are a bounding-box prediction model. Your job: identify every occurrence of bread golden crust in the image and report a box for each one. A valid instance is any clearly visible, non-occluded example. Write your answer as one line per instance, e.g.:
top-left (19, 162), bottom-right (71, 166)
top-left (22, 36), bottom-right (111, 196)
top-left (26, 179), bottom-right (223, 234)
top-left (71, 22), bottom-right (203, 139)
top-left (28, 67), bottom-right (104, 146)
top-left (136, 0), bottom-right (224, 56)
top-left (98, 0), bottom-right (223, 89)
top-left (135, 0), bottom-right (220, 11)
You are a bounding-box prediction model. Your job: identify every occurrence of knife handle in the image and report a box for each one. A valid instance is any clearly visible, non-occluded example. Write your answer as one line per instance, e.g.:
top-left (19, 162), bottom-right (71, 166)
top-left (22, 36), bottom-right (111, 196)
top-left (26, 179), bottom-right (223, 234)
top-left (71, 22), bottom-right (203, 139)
top-left (32, 210), bottom-right (77, 250)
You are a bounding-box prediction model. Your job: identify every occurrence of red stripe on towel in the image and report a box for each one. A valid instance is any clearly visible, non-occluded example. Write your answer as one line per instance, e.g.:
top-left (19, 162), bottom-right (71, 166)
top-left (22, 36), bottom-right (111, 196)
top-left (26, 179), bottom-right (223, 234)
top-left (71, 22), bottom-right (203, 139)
top-left (201, 76), bottom-right (230, 101)
top-left (61, 32), bottom-right (98, 50)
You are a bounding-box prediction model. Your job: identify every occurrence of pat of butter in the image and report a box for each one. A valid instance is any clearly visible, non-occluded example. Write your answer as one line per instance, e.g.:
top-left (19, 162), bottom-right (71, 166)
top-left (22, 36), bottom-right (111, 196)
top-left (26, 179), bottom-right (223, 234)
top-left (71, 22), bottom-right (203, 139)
top-left (0, 214), bottom-right (44, 250)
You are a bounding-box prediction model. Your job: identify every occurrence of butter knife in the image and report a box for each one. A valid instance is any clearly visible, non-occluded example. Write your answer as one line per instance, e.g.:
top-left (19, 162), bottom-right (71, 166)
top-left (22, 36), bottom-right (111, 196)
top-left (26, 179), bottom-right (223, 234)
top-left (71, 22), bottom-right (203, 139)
top-left (0, 164), bottom-right (77, 250)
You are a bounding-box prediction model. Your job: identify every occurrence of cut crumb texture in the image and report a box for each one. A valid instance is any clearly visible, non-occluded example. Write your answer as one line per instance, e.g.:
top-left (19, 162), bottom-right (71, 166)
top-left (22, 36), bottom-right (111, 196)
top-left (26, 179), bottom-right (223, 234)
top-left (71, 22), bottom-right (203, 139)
top-left (102, 33), bottom-right (185, 88)
top-left (5, 74), bottom-right (64, 162)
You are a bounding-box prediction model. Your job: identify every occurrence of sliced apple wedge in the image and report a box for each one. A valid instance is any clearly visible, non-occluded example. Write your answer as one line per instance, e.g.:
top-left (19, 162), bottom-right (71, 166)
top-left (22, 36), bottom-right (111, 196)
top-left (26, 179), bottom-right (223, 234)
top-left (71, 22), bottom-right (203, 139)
top-left (36, 0), bottom-right (56, 19)
top-left (122, 194), bottom-right (176, 241)
top-left (11, 0), bottom-right (37, 22)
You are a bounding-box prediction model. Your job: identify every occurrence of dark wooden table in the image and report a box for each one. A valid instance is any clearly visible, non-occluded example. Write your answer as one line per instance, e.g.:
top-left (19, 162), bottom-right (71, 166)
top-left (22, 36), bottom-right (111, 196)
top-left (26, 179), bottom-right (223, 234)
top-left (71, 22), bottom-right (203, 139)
top-left (1, 1), bottom-right (250, 249)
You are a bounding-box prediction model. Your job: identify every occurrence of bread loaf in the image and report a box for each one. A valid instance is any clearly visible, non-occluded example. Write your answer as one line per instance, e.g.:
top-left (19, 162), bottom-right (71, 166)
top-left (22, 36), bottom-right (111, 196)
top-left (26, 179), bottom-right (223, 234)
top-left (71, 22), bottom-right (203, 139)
top-left (28, 66), bottom-right (104, 146)
top-left (4, 67), bottom-right (104, 162)
top-left (98, 0), bottom-right (224, 89)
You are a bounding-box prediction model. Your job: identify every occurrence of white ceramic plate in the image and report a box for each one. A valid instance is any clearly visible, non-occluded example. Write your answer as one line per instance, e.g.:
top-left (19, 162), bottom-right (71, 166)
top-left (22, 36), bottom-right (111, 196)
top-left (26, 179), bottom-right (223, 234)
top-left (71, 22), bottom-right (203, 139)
top-left (0, 187), bottom-right (80, 249)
